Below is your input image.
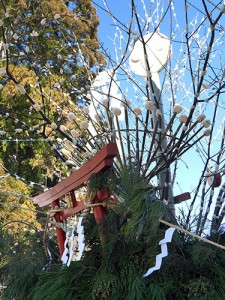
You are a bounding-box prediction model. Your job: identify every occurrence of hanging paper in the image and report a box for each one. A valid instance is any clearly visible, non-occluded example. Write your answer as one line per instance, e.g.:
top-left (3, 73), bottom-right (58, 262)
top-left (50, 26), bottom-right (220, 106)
top-left (143, 227), bottom-right (175, 277)
top-left (61, 231), bottom-right (70, 264)
top-left (67, 231), bottom-right (75, 267)
top-left (76, 216), bottom-right (85, 261)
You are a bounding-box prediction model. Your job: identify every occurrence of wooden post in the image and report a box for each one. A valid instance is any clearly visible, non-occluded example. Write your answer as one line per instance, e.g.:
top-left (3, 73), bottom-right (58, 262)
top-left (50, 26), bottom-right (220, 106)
top-left (93, 188), bottom-right (109, 224)
top-left (70, 190), bottom-right (77, 207)
top-left (51, 200), bottom-right (66, 257)
top-left (93, 205), bottom-right (106, 224)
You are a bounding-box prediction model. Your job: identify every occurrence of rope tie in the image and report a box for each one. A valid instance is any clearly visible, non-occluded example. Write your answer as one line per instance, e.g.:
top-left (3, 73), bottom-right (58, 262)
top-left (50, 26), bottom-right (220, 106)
top-left (85, 200), bottom-right (108, 208)
top-left (50, 220), bottom-right (67, 231)
top-left (48, 190), bottom-right (116, 226)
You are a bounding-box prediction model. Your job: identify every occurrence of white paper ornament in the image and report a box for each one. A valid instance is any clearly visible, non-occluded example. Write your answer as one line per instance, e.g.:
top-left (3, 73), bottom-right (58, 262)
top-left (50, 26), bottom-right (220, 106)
top-left (102, 98), bottom-right (109, 107)
top-left (71, 129), bottom-right (79, 138)
top-left (145, 101), bottom-right (154, 111)
top-left (60, 125), bottom-right (66, 132)
top-left (83, 106), bottom-right (90, 114)
top-left (51, 122), bottom-right (57, 130)
top-left (197, 114), bottom-right (206, 122)
top-left (112, 107), bottom-right (122, 116)
top-left (0, 67), bottom-right (6, 75)
top-left (54, 14), bottom-right (60, 20)
top-left (204, 129), bottom-right (211, 136)
top-left (67, 112), bottom-right (76, 121)
top-left (80, 121), bottom-right (89, 130)
top-left (129, 32), bottom-right (171, 77)
top-left (33, 103), bottom-right (41, 111)
top-left (17, 84), bottom-right (26, 94)
top-left (133, 107), bottom-right (142, 116)
top-left (173, 104), bottom-right (183, 114)
top-left (179, 114), bottom-right (188, 123)
top-left (202, 119), bottom-right (211, 128)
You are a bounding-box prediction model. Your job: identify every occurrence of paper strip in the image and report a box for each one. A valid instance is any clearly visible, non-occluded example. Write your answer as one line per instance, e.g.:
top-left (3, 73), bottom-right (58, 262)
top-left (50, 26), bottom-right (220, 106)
top-left (61, 216), bottom-right (85, 265)
top-left (76, 216), bottom-right (85, 261)
top-left (61, 231), bottom-right (70, 264)
top-left (67, 232), bottom-right (75, 267)
top-left (143, 227), bottom-right (175, 277)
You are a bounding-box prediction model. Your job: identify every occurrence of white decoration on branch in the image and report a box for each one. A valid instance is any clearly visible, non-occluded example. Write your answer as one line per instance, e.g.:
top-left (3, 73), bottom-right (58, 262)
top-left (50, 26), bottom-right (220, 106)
top-left (71, 129), bottom-right (79, 138)
top-left (112, 107), bottom-right (121, 116)
top-left (204, 129), bottom-right (211, 136)
top-left (50, 122), bottom-right (57, 130)
top-left (173, 104), bottom-right (183, 114)
top-left (197, 114), bottom-right (206, 122)
top-left (54, 14), bottom-right (60, 20)
top-left (83, 106), bottom-right (90, 114)
top-left (133, 107), bottom-right (142, 116)
top-left (60, 125), bottom-right (66, 132)
top-left (33, 103), bottom-right (41, 111)
top-left (202, 119), bottom-right (211, 128)
top-left (156, 109), bottom-right (162, 117)
top-left (145, 101), bottom-right (154, 111)
top-left (13, 33), bottom-right (19, 40)
top-left (0, 67), bottom-right (6, 75)
top-left (3, 43), bottom-right (9, 50)
top-left (40, 18), bottom-right (47, 25)
top-left (121, 97), bottom-right (131, 108)
top-left (67, 112), bottom-right (76, 121)
top-left (16, 84), bottom-right (26, 94)
top-left (80, 121), bottom-right (89, 130)
top-left (179, 114), bottom-right (188, 123)
top-left (102, 98), bottom-right (109, 108)
top-left (94, 112), bottom-right (101, 122)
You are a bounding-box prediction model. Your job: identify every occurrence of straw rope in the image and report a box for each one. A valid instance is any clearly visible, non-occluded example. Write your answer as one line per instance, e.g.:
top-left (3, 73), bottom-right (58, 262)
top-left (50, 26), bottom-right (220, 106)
top-left (160, 219), bottom-right (225, 250)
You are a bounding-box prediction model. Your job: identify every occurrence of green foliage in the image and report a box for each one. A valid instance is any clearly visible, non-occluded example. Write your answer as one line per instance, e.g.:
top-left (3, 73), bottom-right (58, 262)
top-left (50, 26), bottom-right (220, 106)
top-left (147, 284), bottom-right (167, 300)
top-left (0, 0), bottom-right (106, 186)
top-left (0, 228), bottom-right (53, 300)
top-left (1, 255), bottom-right (42, 300)
top-left (2, 167), bottom-right (225, 299)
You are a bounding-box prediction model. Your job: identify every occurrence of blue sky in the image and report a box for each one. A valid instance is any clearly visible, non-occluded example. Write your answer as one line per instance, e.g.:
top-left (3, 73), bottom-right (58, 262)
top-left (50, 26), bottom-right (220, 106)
top-left (92, 1), bottom-right (202, 184)
top-left (91, 1), bottom-right (225, 221)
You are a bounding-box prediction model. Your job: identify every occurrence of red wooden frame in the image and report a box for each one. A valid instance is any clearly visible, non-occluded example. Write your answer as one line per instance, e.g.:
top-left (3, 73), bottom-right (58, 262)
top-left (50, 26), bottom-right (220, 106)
top-left (33, 143), bottom-right (118, 256)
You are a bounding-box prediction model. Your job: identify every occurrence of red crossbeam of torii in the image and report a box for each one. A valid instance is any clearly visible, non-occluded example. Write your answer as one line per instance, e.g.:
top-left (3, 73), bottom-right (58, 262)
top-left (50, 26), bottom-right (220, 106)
top-left (33, 142), bottom-right (118, 256)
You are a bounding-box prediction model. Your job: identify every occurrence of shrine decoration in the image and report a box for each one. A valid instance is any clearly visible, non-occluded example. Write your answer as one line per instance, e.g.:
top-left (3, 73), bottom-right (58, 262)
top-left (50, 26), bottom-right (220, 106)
top-left (33, 142), bottom-right (118, 257)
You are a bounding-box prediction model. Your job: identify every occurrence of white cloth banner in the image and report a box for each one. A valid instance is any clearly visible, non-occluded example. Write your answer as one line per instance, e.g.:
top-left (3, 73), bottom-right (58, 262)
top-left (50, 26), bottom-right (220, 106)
top-left (143, 227), bottom-right (175, 277)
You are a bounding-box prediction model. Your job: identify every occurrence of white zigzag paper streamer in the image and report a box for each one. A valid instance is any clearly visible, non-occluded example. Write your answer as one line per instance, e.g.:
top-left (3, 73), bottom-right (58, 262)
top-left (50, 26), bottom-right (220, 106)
top-left (61, 216), bottom-right (85, 266)
top-left (67, 230), bottom-right (75, 267)
top-left (143, 227), bottom-right (175, 277)
top-left (61, 231), bottom-right (70, 264)
top-left (76, 216), bottom-right (85, 261)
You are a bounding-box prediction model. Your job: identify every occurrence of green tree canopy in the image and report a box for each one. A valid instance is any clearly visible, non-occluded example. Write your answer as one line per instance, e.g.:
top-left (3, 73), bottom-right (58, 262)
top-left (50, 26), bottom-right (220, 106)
top-left (0, 0), bottom-right (105, 186)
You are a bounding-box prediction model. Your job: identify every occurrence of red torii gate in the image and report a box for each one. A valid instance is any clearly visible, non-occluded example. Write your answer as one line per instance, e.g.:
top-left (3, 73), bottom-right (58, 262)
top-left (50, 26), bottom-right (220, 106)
top-left (33, 142), bottom-right (118, 256)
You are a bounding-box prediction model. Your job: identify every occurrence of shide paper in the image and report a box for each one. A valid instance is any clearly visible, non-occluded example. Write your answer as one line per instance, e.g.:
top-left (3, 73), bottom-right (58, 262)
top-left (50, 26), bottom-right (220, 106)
top-left (143, 227), bottom-right (175, 277)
